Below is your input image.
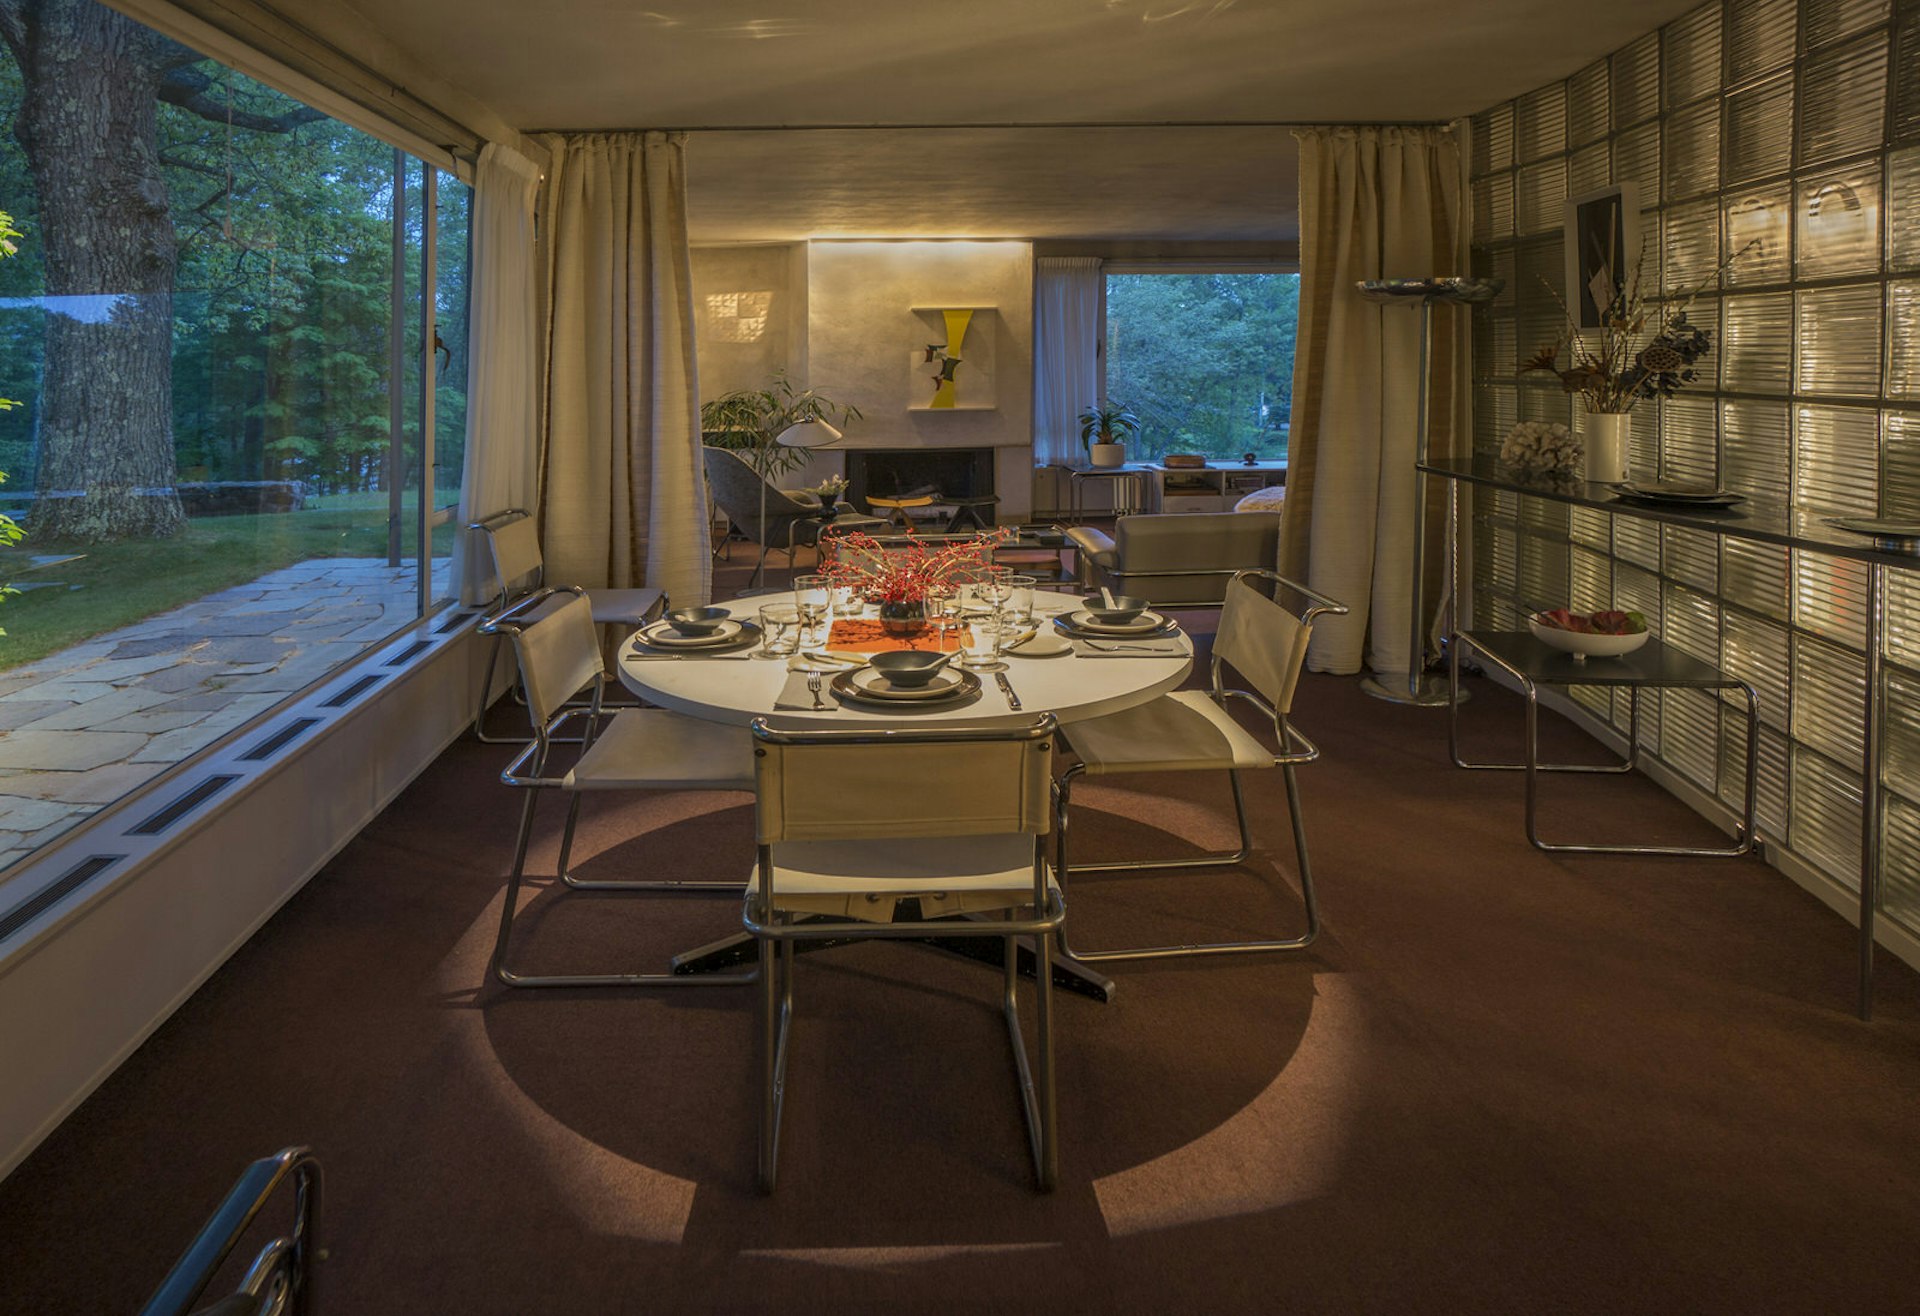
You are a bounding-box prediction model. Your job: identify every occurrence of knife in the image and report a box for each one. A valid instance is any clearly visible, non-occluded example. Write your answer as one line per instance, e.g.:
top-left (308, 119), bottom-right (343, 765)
top-left (994, 671), bottom-right (1022, 710)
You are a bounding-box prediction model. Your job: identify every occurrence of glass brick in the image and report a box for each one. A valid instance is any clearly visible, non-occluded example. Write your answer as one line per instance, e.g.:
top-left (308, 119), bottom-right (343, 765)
top-left (1473, 103), bottom-right (1514, 175)
top-left (1880, 793), bottom-right (1920, 932)
top-left (1887, 146), bottom-right (1920, 267)
top-left (1795, 404), bottom-right (1882, 513)
top-left (1723, 607), bottom-right (1792, 730)
top-left (1615, 515), bottom-right (1662, 570)
top-left (1724, 73), bottom-right (1795, 183)
top-left (1886, 282), bottom-right (1920, 398)
top-left (1663, 579), bottom-right (1722, 663)
top-left (1728, 0), bottom-right (1799, 83)
top-left (1665, 685), bottom-right (1724, 790)
top-left (1663, 3), bottom-right (1726, 108)
top-left (1722, 399), bottom-right (1793, 503)
top-left (1663, 394), bottom-right (1720, 485)
top-left (1613, 32), bottom-right (1663, 127)
top-left (1884, 410), bottom-right (1920, 513)
top-left (1797, 162), bottom-right (1884, 279)
top-left (1516, 84), bottom-right (1567, 162)
top-left (1723, 536), bottom-right (1792, 619)
top-left (1794, 548), bottom-right (1871, 647)
top-left (1722, 292), bottom-right (1795, 392)
top-left (1795, 285), bottom-right (1884, 396)
top-left (1800, 35), bottom-right (1891, 166)
top-left (1518, 159), bottom-right (1569, 236)
top-left (1663, 199), bottom-right (1721, 290)
top-left (1724, 184), bottom-right (1794, 285)
top-left (1569, 60), bottom-right (1612, 147)
top-left (1569, 142), bottom-right (1611, 196)
top-left (1613, 122), bottom-right (1661, 198)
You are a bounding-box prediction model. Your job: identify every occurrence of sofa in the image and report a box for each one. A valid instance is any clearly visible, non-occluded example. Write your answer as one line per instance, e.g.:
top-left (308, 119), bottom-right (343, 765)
top-left (1065, 511), bottom-right (1283, 607)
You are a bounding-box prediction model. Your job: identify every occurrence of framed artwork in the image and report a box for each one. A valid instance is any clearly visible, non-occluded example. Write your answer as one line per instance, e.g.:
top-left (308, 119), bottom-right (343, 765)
top-left (909, 306), bottom-right (996, 410)
top-left (1563, 183), bottom-right (1641, 329)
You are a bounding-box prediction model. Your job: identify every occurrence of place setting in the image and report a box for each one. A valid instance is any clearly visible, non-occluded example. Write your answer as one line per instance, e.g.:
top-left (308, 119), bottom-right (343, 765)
top-left (626, 605), bottom-right (762, 659)
top-left (1051, 590), bottom-right (1186, 657)
top-left (1607, 479), bottom-right (1746, 510)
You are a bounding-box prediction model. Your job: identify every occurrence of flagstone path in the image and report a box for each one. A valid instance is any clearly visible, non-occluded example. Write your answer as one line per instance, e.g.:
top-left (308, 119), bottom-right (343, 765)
top-left (0, 557), bottom-right (452, 872)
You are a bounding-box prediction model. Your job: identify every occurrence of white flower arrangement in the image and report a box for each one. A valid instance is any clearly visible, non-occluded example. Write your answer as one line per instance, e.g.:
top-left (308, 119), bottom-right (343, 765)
top-left (1500, 420), bottom-right (1582, 477)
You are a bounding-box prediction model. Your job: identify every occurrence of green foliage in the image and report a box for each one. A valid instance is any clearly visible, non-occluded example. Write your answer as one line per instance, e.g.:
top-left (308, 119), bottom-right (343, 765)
top-left (0, 207), bottom-right (23, 633)
top-left (0, 50), bottom-right (471, 504)
top-left (700, 370), bottom-right (862, 479)
top-left (1105, 272), bottom-right (1299, 463)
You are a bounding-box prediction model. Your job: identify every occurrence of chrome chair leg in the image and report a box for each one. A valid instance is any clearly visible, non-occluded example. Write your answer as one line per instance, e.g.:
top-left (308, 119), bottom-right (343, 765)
top-left (555, 790), bottom-right (747, 893)
top-left (1054, 764), bottom-right (1316, 964)
top-left (491, 787), bottom-right (756, 990)
top-left (758, 922), bottom-right (794, 1194)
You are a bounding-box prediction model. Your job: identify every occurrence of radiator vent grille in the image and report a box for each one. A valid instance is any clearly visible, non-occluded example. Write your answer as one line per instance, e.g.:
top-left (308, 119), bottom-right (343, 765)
top-left (240, 718), bottom-right (322, 762)
top-left (320, 674), bottom-right (383, 708)
top-left (0, 856), bottom-right (123, 944)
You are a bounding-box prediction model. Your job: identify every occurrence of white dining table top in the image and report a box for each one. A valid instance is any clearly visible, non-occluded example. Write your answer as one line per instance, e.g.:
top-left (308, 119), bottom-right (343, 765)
top-left (616, 589), bottom-right (1193, 727)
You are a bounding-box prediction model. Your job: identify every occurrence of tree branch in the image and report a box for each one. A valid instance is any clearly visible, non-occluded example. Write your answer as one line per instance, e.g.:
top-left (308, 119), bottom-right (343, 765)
top-left (160, 153), bottom-right (226, 180)
top-left (0, 0), bottom-right (25, 59)
top-left (157, 67), bottom-right (327, 133)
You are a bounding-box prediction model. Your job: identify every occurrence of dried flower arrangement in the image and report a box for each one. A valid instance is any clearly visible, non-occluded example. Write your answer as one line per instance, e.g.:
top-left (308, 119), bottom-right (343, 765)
top-left (819, 529), bottom-right (1009, 603)
top-left (1501, 420), bottom-right (1582, 476)
top-left (1522, 238), bottom-right (1750, 414)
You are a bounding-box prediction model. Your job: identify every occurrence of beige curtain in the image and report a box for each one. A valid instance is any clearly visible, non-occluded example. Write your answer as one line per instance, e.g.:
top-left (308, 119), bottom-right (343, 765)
top-left (451, 141), bottom-right (543, 605)
top-left (533, 130), bottom-right (711, 606)
top-left (1279, 125), bottom-right (1469, 676)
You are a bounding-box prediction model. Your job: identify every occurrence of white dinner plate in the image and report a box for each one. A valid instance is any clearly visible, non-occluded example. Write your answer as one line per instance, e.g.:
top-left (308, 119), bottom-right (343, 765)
top-left (638, 619), bottom-right (746, 648)
top-left (1061, 609), bottom-right (1170, 635)
top-left (834, 665), bottom-right (982, 706)
top-left (1006, 631), bottom-right (1073, 657)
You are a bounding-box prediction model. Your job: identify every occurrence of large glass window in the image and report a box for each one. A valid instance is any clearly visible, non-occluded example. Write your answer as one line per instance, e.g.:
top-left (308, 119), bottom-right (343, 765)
top-left (1104, 271), bottom-right (1299, 464)
top-left (0, 2), bottom-right (466, 873)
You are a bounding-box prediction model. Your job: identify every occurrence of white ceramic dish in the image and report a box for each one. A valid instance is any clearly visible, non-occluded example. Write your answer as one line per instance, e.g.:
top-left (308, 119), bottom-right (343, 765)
top-left (1006, 631), bottom-right (1073, 658)
top-left (1062, 608), bottom-right (1169, 636)
top-left (639, 619), bottom-right (745, 648)
top-left (846, 665), bottom-right (969, 700)
top-left (1527, 613), bottom-right (1650, 659)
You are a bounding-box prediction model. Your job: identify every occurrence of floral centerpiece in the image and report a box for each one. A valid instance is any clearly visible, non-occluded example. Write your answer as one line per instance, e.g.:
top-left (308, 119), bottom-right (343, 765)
top-left (1500, 420), bottom-right (1581, 477)
top-left (805, 474), bottom-right (849, 501)
top-left (819, 528), bottom-right (1009, 632)
top-left (1521, 237), bottom-right (1746, 480)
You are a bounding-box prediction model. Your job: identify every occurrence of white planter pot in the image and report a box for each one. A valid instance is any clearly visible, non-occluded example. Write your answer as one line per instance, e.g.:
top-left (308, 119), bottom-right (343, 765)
top-left (1585, 412), bottom-right (1630, 483)
top-left (1089, 443), bottom-right (1125, 468)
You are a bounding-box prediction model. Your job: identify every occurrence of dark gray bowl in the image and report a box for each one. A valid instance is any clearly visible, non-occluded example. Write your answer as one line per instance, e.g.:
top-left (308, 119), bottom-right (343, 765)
top-left (665, 606), bottom-right (730, 636)
top-left (869, 650), bottom-right (954, 688)
top-left (1085, 595), bottom-right (1150, 625)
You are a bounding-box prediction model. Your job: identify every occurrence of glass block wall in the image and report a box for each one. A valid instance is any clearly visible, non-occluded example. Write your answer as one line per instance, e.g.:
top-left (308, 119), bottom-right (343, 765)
top-left (1468, 0), bottom-right (1920, 940)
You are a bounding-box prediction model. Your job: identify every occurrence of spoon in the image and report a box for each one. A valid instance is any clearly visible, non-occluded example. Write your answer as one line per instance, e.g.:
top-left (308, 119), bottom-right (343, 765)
top-left (1101, 585), bottom-right (1117, 610)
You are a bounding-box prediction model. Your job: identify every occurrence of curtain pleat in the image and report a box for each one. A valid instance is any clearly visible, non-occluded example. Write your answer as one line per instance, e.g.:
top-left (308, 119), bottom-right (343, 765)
top-left (1279, 126), bottom-right (1467, 676)
top-left (534, 130), bottom-right (711, 607)
top-left (1032, 257), bottom-right (1103, 467)
top-left (451, 141), bottom-right (542, 605)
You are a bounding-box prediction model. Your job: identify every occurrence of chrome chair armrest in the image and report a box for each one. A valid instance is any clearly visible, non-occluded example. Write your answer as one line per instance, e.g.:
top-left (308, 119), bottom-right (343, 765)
top-left (140, 1147), bottom-right (320, 1316)
top-left (477, 583), bottom-right (588, 634)
top-left (1227, 567), bottom-right (1351, 626)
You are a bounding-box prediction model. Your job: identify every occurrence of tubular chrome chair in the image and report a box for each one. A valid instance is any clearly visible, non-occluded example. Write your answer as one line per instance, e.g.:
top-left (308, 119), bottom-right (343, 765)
top-left (1053, 568), bottom-right (1347, 964)
top-left (485, 588), bottom-right (756, 988)
top-left (470, 507), bottom-right (666, 743)
top-left (745, 715), bottom-right (1064, 1193)
top-left (140, 1147), bottom-right (320, 1316)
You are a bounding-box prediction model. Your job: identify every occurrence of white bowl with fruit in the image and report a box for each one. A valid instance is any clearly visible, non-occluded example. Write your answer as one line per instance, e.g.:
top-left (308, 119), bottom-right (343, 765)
top-left (1528, 608), bottom-right (1650, 659)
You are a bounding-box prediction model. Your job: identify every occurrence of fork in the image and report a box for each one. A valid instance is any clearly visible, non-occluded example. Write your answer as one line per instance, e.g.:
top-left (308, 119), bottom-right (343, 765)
top-left (807, 670), bottom-right (825, 709)
top-left (1084, 639), bottom-right (1181, 653)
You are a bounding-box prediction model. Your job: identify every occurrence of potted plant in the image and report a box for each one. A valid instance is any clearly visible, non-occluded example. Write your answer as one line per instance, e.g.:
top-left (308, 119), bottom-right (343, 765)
top-left (701, 369), bottom-right (862, 481)
top-left (1079, 403), bottom-right (1139, 469)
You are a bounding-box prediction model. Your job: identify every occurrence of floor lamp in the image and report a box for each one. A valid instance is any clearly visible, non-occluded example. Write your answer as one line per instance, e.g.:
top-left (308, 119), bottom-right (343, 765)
top-left (1355, 276), bottom-right (1503, 706)
top-left (748, 417), bottom-right (843, 588)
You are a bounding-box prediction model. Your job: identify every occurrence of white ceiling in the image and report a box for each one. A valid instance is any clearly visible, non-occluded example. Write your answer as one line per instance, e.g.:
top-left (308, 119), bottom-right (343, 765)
top-left (338, 0), bottom-right (1705, 242)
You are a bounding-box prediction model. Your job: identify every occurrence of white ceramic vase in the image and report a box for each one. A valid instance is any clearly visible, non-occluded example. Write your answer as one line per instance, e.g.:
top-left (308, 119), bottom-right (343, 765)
top-left (1586, 412), bottom-right (1630, 483)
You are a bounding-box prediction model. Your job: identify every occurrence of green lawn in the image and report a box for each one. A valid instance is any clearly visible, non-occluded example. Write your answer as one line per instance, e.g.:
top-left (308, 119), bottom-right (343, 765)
top-left (0, 496), bottom-right (456, 671)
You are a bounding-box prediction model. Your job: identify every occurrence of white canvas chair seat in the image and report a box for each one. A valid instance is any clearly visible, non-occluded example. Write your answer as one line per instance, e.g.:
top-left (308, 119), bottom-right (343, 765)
top-left (481, 589), bottom-right (754, 990)
top-left (747, 716), bottom-right (1063, 1193)
top-left (1063, 691), bottom-right (1275, 775)
top-left (759, 834), bottom-right (1063, 921)
top-left (566, 709), bottom-right (754, 791)
top-left (1054, 569), bottom-right (1348, 967)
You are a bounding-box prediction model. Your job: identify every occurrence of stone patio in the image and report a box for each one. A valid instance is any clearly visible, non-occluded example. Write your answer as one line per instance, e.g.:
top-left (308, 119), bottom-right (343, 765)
top-left (0, 557), bottom-right (453, 872)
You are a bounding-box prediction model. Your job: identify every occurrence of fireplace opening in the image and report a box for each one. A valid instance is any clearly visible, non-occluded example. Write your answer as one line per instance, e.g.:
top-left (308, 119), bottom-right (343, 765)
top-left (844, 448), bottom-right (996, 526)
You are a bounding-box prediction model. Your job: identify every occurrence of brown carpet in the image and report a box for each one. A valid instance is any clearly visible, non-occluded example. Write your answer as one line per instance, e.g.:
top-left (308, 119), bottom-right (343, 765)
top-left (2, 550), bottom-right (1917, 1314)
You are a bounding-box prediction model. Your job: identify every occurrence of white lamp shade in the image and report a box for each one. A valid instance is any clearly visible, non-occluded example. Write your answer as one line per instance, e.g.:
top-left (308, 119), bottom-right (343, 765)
top-left (775, 418), bottom-right (844, 448)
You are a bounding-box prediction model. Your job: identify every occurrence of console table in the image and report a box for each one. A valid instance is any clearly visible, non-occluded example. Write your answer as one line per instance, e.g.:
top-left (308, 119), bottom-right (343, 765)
top-left (1421, 454), bottom-right (1919, 1020)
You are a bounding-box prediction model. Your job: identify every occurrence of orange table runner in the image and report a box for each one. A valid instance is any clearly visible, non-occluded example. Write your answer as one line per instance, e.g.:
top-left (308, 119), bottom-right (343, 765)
top-left (826, 618), bottom-right (973, 654)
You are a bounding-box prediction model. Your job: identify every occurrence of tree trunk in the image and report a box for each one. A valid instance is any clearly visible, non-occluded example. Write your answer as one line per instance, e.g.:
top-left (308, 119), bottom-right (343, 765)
top-left (10, 0), bottom-right (184, 540)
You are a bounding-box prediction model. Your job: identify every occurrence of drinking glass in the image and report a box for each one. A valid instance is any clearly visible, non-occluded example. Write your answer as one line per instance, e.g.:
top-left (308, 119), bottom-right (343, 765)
top-left (757, 602), bottom-right (801, 658)
top-left (1004, 574), bottom-right (1037, 626)
top-left (793, 574), bottom-right (831, 646)
top-left (927, 584), bottom-right (962, 652)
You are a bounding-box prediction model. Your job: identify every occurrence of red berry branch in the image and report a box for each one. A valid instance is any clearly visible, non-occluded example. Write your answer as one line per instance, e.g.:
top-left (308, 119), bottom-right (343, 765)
top-left (819, 529), bottom-right (1011, 603)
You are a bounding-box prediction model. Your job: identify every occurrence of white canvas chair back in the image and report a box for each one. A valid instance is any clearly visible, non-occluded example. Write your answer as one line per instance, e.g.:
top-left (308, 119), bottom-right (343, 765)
top-left (508, 593), bottom-right (604, 728)
top-left (755, 733), bottom-right (1053, 845)
top-left (485, 514), bottom-right (545, 601)
top-left (1212, 574), bottom-right (1314, 715)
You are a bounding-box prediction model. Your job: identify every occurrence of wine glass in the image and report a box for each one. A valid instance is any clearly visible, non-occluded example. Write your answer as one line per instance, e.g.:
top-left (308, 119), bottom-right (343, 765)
top-left (793, 574), bottom-right (831, 647)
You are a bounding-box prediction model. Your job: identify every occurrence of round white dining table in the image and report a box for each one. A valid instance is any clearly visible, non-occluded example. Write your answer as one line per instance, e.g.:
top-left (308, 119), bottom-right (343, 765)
top-left (616, 589), bottom-right (1192, 727)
